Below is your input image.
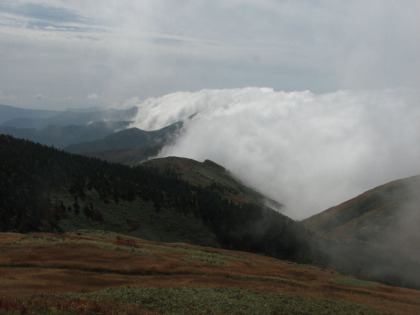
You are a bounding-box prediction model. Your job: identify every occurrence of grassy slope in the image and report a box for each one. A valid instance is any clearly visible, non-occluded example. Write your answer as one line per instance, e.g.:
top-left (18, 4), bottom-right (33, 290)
top-left (302, 176), bottom-right (420, 289)
top-left (303, 175), bottom-right (420, 256)
top-left (1, 231), bottom-right (420, 314)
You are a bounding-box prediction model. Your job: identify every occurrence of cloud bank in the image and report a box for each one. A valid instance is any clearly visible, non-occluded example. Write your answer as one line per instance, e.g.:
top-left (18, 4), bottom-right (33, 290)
top-left (130, 87), bottom-right (420, 219)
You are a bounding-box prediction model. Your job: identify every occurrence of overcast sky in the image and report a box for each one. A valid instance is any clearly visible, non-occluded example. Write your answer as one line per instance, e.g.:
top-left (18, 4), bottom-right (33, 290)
top-left (1, 0), bottom-right (419, 109)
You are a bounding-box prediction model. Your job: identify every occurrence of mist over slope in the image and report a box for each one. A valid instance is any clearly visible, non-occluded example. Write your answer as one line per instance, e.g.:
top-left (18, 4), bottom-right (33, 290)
top-left (304, 175), bottom-right (420, 255)
top-left (129, 87), bottom-right (420, 219)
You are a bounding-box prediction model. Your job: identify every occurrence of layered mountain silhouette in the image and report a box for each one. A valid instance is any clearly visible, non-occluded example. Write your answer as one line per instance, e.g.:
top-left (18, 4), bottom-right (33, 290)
top-left (0, 103), bottom-right (180, 163)
top-left (0, 103), bottom-right (59, 124)
top-left (1, 106), bottom-right (137, 129)
top-left (0, 104), bottom-right (140, 149)
top-left (65, 121), bottom-right (183, 163)
top-left (0, 121), bottom-right (131, 148)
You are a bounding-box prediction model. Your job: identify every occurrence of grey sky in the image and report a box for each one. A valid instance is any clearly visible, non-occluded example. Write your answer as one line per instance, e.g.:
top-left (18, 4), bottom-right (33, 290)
top-left (0, 0), bottom-right (419, 109)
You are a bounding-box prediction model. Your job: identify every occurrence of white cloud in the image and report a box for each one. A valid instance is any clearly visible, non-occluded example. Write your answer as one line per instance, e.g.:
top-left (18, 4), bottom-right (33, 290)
top-left (130, 87), bottom-right (420, 219)
top-left (0, 89), bottom-right (17, 103)
top-left (87, 92), bottom-right (98, 100)
top-left (33, 94), bottom-right (44, 100)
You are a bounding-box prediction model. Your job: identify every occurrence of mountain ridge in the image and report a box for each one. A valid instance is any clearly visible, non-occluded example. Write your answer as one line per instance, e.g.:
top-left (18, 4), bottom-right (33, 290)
top-left (65, 121), bottom-right (182, 154)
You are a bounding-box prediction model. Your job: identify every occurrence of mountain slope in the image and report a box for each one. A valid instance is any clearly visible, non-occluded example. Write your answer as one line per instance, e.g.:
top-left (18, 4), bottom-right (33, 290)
top-left (0, 135), bottom-right (308, 262)
top-left (143, 157), bottom-right (283, 209)
top-left (303, 176), bottom-right (420, 289)
top-left (304, 176), bottom-right (420, 255)
top-left (3, 232), bottom-right (419, 314)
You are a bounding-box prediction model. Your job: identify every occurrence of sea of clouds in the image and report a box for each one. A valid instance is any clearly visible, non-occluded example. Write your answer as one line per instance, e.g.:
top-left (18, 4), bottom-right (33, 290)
top-left (129, 87), bottom-right (420, 219)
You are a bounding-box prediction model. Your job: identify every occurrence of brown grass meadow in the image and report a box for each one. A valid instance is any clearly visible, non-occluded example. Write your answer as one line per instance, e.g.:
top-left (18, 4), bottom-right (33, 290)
top-left (0, 231), bottom-right (419, 314)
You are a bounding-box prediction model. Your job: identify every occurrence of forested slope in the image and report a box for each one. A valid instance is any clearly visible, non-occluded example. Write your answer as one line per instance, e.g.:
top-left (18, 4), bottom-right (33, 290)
top-left (0, 135), bottom-right (309, 262)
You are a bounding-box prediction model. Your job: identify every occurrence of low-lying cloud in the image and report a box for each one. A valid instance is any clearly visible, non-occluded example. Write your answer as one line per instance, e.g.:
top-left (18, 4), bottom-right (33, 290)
top-left (130, 87), bottom-right (420, 219)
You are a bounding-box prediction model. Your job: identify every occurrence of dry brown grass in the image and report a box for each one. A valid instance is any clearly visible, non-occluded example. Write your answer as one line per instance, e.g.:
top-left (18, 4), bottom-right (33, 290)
top-left (0, 232), bottom-right (419, 314)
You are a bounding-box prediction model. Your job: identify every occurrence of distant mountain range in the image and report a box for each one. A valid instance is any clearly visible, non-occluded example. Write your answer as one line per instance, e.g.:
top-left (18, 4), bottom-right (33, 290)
top-left (0, 103), bottom-right (178, 163)
top-left (0, 103), bottom-right (59, 124)
top-left (1, 134), bottom-right (420, 289)
top-left (1, 105), bottom-right (137, 129)
top-left (65, 121), bottom-right (182, 155)
top-left (0, 121), bottom-right (131, 148)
